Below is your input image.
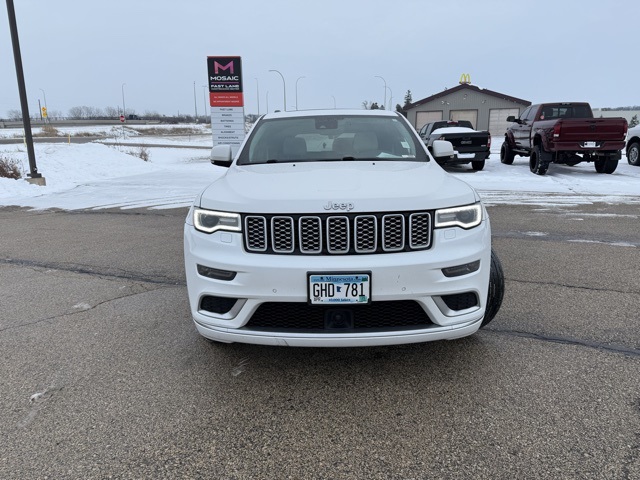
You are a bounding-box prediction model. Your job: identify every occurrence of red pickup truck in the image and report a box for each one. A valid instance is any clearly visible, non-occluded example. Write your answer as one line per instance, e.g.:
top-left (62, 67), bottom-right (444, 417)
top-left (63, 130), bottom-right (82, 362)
top-left (500, 102), bottom-right (628, 175)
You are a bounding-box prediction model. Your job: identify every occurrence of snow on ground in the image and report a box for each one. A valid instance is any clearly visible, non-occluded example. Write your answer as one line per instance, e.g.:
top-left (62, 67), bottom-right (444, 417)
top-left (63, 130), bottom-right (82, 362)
top-left (0, 138), bottom-right (639, 211)
top-left (0, 123), bottom-right (211, 139)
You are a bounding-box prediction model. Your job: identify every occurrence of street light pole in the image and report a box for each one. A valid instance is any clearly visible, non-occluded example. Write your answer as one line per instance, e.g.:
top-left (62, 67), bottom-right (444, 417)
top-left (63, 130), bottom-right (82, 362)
top-left (331, 95), bottom-right (336, 109)
top-left (375, 75), bottom-right (387, 110)
top-left (193, 81), bottom-right (198, 120)
top-left (255, 78), bottom-right (260, 115)
top-left (386, 86), bottom-right (393, 111)
top-left (295, 76), bottom-right (305, 111)
top-left (269, 69), bottom-right (286, 111)
top-left (121, 83), bottom-right (126, 118)
top-left (202, 85), bottom-right (208, 122)
top-left (6, 0), bottom-right (42, 182)
top-left (266, 91), bottom-right (269, 114)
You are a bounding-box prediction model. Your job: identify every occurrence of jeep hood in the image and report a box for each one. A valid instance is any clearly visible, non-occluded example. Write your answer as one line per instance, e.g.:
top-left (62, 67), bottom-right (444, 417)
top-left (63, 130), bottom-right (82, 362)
top-left (197, 161), bottom-right (478, 214)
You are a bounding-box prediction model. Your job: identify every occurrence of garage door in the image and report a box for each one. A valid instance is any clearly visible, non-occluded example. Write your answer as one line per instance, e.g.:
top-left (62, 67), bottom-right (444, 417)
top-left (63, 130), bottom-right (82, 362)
top-left (489, 108), bottom-right (520, 138)
top-left (450, 110), bottom-right (478, 128)
top-left (416, 111), bottom-right (442, 130)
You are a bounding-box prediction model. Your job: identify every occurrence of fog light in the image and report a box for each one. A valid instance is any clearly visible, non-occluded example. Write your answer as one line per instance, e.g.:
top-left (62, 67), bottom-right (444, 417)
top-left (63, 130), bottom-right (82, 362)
top-left (197, 264), bottom-right (237, 281)
top-left (442, 260), bottom-right (480, 278)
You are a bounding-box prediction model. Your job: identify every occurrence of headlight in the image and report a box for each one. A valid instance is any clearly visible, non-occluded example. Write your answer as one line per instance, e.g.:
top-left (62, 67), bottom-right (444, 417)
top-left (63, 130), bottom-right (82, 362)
top-left (193, 208), bottom-right (241, 234)
top-left (435, 203), bottom-right (482, 229)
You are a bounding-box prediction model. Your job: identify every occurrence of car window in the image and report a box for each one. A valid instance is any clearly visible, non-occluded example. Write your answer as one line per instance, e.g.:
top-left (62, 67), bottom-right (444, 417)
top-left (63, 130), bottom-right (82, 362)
top-left (525, 107), bottom-right (537, 121)
top-left (237, 115), bottom-right (428, 164)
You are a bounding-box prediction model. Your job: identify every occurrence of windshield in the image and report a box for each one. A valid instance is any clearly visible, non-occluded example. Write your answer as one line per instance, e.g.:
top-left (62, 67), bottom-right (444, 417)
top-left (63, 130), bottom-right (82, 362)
top-left (236, 114), bottom-right (428, 165)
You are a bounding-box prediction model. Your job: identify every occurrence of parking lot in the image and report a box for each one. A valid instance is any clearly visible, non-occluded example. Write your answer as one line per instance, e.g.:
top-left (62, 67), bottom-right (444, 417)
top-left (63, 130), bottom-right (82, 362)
top-left (1, 201), bottom-right (638, 479)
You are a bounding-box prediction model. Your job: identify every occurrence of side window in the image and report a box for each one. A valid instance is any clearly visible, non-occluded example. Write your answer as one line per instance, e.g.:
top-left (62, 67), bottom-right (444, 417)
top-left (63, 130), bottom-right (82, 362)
top-left (525, 107), bottom-right (538, 121)
top-left (519, 107), bottom-right (531, 122)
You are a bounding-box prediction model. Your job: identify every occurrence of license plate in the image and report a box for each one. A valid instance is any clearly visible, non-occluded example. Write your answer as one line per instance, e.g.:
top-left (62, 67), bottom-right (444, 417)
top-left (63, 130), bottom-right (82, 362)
top-left (584, 141), bottom-right (597, 148)
top-left (308, 273), bottom-right (371, 305)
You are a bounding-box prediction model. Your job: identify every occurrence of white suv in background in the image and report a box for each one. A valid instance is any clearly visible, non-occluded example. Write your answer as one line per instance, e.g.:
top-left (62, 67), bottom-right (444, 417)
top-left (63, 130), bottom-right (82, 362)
top-left (184, 109), bottom-right (504, 347)
top-left (625, 124), bottom-right (640, 166)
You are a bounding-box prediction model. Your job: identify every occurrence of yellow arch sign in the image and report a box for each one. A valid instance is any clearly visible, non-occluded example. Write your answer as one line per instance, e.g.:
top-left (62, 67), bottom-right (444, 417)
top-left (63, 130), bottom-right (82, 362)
top-left (459, 73), bottom-right (471, 85)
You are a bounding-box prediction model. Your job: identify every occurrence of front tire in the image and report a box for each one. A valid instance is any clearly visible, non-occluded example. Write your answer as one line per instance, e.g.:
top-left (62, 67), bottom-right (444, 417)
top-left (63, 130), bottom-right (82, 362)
top-left (627, 142), bottom-right (640, 166)
top-left (471, 160), bottom-right (485, 171)
top-left (529, 144), bottom-right (547, 175)
top-left (481, 248), bottom-right (505, 328)
top-left (500, 142), bottom-right (515, 165)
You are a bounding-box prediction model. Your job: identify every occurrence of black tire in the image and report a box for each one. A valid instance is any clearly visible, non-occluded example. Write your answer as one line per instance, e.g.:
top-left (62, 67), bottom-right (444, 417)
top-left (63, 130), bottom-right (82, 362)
top-left (594, 157), bottom-right (618, 174)
top-left (594, 159), bottom-right (605, 173)
top-left (603, 158), bottom-right (618, 174)
top-left (500, 142), bottom-right (515, 165)
top-left (627, 142), bottom-right (640, 166)
top-left (529, 144), bottom-right (547, 175)
top-left (481, 248), bottom-right (505, 328)
top-left (471, 160), bottom-right (485, 171)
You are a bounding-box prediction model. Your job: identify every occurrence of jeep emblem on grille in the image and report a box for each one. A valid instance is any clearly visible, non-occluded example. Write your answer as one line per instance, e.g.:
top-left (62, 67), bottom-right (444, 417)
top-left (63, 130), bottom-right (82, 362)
top-left (323, 201), bottom-right (354, 211)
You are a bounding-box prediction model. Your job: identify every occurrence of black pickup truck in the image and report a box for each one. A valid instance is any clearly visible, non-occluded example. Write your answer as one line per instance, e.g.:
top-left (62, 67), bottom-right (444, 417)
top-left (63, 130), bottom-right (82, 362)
top-left (500, 102), bottom-right (628, 175)
top-left (418, 120), bottom-right (491, 170)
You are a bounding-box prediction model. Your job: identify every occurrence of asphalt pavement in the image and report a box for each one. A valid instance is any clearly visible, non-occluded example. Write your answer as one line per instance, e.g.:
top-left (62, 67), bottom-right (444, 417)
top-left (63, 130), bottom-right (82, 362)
top-left (0, 203), bottom-right (638, 479)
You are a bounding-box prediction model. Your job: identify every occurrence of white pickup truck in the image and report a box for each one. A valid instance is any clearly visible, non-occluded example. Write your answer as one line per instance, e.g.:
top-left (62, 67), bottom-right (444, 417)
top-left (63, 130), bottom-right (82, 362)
top-left (183, 109), bottom-right (504, 347)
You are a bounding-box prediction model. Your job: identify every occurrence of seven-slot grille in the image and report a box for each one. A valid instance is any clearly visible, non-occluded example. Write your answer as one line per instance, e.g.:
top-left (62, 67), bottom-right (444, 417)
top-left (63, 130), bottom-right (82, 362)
top-left (243, 212), bottom-right (432, 255)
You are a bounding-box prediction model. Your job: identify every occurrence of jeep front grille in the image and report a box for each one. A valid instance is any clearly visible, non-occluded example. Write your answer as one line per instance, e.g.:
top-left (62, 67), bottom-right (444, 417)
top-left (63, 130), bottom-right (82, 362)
top-left (243, 212), bottom-right (432, 255)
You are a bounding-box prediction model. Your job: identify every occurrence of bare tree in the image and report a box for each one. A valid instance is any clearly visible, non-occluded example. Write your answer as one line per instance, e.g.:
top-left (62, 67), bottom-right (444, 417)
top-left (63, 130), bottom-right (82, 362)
top-left (68, 106), bottom-right (84, 119)
top-left (104, 106), bottom-right (119, 117)
top-left (7, 109), bottom-right (22, 120)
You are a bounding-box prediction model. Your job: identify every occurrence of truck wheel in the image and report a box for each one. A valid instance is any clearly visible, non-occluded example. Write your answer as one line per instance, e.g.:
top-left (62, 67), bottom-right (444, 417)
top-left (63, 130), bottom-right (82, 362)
top-left (595, 158), bottom-right (618, 174)
top-left (481, 248), bottom-right (505, 328)
top-left (529, 145), bottom-right (547, 175)
top-left (500, 142), bottom-right (515, 165)
top-left (471, 160), bottom-right (485, 171)
top-left (627, 142), bottom-right (640, 166)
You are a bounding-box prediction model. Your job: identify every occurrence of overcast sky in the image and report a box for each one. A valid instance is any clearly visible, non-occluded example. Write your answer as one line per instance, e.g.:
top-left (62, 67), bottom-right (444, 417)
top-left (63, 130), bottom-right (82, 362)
top-left (1, 0), bottom-right (638, 118)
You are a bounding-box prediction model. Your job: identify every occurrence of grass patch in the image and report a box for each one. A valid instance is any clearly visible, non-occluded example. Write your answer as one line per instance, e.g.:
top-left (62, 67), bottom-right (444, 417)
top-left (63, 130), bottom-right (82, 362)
top-left (126, 146), bottom-right (150, 161)
top-left (32, 124), bottom-right (60, 137)
top-left (0, 155), bottom-right (22, 179)
top-left (129, 126), bottom-right (204, 136)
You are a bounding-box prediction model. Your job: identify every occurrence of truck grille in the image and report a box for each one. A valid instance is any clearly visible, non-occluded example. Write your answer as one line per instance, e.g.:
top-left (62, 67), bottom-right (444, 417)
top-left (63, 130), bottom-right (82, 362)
top-left (243, 211), bottom-right (432, 255)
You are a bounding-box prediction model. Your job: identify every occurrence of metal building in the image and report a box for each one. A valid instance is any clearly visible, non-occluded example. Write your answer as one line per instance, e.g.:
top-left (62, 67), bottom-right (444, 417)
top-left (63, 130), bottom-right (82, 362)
top-left (404, 82), bottom-right (531, 139)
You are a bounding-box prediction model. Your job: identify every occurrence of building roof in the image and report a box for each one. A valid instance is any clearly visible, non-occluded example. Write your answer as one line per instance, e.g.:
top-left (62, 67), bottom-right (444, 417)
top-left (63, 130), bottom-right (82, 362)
top-left (405, 84), bottom-right (531, 110)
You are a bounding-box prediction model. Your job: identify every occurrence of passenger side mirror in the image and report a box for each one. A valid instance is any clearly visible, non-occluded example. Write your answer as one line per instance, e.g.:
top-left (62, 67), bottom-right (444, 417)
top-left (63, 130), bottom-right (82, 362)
top-left (431, 140), bottom-right (455, 160)
top-left (210, 144), bottom-right (233, 167)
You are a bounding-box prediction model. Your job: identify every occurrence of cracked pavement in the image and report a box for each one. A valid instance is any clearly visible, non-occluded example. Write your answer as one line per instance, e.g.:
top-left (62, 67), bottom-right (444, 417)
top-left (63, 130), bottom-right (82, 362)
top-left (0, 204), bottom-right (638, 479)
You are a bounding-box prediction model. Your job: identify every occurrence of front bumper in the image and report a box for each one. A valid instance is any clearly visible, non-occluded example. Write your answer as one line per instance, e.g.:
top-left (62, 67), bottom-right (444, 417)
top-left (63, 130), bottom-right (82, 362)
top-left (183, 218), bottom-right (492, 347)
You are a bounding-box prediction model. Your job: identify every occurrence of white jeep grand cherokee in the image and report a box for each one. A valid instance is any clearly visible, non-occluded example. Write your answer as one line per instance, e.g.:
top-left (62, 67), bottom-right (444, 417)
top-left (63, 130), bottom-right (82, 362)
top-left (184, 109), bottom-right (504, 347)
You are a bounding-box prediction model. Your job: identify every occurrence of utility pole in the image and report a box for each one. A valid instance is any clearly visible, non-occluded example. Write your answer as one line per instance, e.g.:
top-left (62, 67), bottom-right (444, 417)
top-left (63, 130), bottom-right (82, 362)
top-left (193, 81), bottom-right (198, 121)
top-left (6, 0), bottom-right (44, 184)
